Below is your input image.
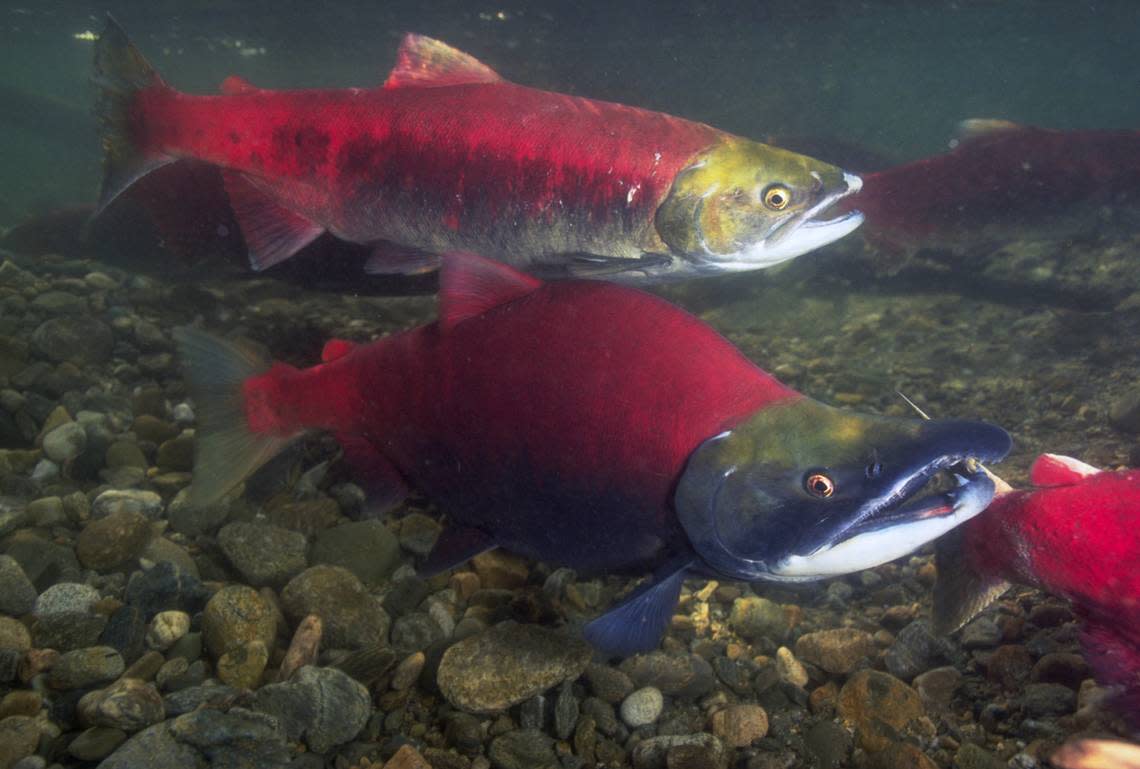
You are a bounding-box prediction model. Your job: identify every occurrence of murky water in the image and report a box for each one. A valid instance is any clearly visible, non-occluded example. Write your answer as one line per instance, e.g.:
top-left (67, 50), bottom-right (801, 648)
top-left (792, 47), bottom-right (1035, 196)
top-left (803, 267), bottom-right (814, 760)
top-left (0, 1), bottom-right (1138, 767)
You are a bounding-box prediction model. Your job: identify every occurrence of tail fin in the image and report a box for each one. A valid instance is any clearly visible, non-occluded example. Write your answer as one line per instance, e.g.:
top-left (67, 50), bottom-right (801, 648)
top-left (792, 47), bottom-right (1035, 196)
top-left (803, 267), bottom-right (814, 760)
top-left (92, 15), bottom-right (175, 218)
top-left (173, 327), bottom-right (297, 507)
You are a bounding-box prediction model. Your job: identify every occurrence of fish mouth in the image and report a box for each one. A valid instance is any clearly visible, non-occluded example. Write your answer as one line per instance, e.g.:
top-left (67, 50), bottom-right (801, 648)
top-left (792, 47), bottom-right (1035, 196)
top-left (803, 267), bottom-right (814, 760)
top-left (701, 171), bottom-right (865, 271)
top-left (770, 453), bottom-right (1001, 579)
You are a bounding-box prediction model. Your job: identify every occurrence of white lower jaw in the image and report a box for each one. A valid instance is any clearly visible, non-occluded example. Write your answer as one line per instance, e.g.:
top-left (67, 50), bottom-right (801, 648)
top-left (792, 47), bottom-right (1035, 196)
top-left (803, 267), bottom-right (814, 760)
top-left (769, 494), bottom-right (989, 579)
top-left (705, 209), bottom-right (865, 272)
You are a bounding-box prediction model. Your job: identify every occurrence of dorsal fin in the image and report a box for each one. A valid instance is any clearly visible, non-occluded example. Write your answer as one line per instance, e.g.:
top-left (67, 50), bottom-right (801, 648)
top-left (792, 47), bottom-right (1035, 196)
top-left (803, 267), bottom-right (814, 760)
top-left (438, 253), bottom-right (541, 332)
top-left (383, 34), bottom-right (504, 90)
top-left (321, 338), bottom-right (358, 363)
top-left (956, 118), bottom-right (1024, 142)
top-left (220, 75), bottom-right (260, 95)
top-left (1030, 453), bottom-right (1101, 487)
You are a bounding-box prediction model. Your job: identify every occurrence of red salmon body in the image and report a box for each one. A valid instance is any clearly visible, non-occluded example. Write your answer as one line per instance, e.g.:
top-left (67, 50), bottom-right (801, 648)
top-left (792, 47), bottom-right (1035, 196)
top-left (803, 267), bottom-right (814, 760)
top-left (851, 121), bottom-right (1140, 251)
top-left (95, 18), bottom-right (864, 282)
top-left (937, 454), bottom-right (1140, 721)
top-left (232, 256), bottom-right (794, 572)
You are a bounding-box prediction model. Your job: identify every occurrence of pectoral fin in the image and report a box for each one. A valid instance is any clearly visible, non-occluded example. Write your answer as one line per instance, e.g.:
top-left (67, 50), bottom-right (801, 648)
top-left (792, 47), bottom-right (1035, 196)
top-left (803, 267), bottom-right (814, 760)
top-left (583, 560), bottom-right (692, 657)
top-left (932, 527), bottom-right (1011, 635)
top-left (222, 170), bottom-right (325, 270)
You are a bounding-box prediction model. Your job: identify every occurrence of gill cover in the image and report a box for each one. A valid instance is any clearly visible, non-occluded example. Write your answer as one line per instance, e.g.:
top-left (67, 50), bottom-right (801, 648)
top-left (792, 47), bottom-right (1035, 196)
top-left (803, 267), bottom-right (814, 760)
top-left (654, 137), bottom-right (862, 269)
top-left (674, 399), bottom-right (1011, 582)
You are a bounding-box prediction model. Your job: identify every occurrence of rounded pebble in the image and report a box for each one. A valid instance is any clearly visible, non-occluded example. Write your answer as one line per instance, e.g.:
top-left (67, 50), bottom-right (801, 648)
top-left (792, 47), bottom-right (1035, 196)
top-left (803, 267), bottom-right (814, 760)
top-left (620, 686), bottom-right (664, 728)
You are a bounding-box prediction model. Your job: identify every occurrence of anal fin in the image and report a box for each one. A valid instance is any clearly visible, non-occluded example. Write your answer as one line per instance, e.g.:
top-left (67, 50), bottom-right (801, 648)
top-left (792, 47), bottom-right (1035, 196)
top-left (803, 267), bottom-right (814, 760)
top-left (418, 525), bottom-right (497, 578)
top-left (583, 559), bottom-right (692, 658)
top-left (222, 170), bottom-right (324, 270)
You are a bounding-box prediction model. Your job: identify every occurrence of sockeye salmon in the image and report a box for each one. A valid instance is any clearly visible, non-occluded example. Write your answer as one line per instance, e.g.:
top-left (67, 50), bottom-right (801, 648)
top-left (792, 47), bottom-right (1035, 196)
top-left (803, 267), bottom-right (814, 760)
top-left (175, 252), bottom-right (1010, 655)
top-left (848, 119), bottom-right (1140, 254)
top-left (935, 453), bottom-right (1140, 724)
top-left (93, 17), bottom-right (863, 283)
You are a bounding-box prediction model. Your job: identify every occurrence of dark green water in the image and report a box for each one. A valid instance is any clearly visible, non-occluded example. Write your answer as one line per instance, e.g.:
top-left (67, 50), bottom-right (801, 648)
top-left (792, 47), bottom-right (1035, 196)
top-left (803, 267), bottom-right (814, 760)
top-left (2, 0), bottom-right (1138, 222)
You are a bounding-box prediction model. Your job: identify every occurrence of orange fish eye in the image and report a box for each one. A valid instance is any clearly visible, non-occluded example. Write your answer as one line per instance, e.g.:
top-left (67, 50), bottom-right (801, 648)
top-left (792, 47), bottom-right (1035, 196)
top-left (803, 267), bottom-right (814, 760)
top-left (763, 184), bottom-right (791, 211)
top-left (804, 472), bottom-right (835, 498)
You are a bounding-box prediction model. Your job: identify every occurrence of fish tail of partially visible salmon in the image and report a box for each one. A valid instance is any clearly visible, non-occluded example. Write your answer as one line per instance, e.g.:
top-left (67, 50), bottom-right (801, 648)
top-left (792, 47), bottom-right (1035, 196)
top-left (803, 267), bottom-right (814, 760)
top-left (92, 15), bottom-right (175, 218)
top-left (172, 326), bottom-right (301, 509)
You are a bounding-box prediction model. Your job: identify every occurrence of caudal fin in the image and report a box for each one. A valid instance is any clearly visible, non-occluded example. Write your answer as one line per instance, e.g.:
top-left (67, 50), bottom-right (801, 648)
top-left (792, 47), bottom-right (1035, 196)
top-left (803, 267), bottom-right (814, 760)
top-left (173, 327), bottom-right (297, 507)
top-left (93, 15), bottom-right (175, 218)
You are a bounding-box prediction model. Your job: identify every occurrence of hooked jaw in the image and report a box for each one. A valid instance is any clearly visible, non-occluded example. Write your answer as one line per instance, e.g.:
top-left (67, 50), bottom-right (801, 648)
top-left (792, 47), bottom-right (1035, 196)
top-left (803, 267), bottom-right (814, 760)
top-left (674, 400), bottom-right (1012, 583)
top-left (772, 456), bottom-right (996, 578)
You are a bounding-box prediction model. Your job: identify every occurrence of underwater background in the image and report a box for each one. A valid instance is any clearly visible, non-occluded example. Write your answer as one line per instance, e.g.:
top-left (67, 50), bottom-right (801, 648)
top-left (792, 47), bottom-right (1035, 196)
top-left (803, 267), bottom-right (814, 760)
top-left (0, 1), bottom-right (1139, 768)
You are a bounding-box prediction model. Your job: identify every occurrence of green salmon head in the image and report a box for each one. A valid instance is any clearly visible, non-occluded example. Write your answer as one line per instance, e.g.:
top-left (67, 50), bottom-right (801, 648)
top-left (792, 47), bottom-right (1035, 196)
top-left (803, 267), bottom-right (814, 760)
top-left (654, 138), bottom-right (863, 273)
top-left (674, 399), bottom-right (1012, 582)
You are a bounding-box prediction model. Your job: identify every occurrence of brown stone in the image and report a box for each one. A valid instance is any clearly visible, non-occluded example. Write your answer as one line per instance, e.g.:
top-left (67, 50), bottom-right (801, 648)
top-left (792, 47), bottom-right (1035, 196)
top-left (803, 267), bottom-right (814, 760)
top-left (472, 550), bottom-right (529, 589)
top-left (709, 703), bottom-right (769, 747)
top-left (985, 644), bottom-right (1034, 690)
top-left (865, 742), bottom-right (939, 769)
top-left (202, 585), bottom-right (277, 658)
top-left (795, 628), bottom-right (877, 675)
top-left (279, 614), bottom-right (322, 682)
top-left (78, 678), bottom-right (164, 732)
top-left (76, 511), bottom-right (153, 570)
top-left (384, 744), bottom-right (433, 769)
top-left (837, 670), bottom-right (925, 753)
top-left (217, 640), bottom-right (269, 690)
top-left (0, 715), bottom-right (41, 769)
top-left (0, 690), bottom-right (42, 718)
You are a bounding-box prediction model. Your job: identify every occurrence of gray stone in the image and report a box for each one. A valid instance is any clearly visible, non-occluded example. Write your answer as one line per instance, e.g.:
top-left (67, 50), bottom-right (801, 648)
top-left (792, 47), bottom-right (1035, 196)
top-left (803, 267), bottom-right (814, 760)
top-left (6, 531), bottom-right (81, 590)
top-left (79, 678), bottom-right (165, 732)
top-left (167, 488), bottom-right (231, 535)
top-left (1020, 682), bottom-right (1076, 717)
top-left (32, 290), bottom-right (87, 314)
top-left (100, 605), bottom-right (146, 664)
top-left (619, 652), bottom-right (717, 698)
top-left (631, 733), bottom-right (726, 769)
top-left (98, 706), bottom-right (290, 769)
top-left (97, 721), bottom-right (202, 769)
top-left (960, 617), bottom-right (1003, 649)
top-left (0, 555), bottom-right (36, 616)
top-left (26, 496), bottom-right (66, 527)
top-left (437, 622), bottom-right (592, 713)
top-left (34, 581), bottom-right (100, 617)
top-left (163, 683), bottom-right (241, 717)
top-left (42, 421), bottom-right (86, 463)
top-left (884, 620), bottom-right (956, 681)
top-left (554, 681), bottom-right (579, 740)
top-left (0, 616), bottom-right (31, 652)
top-left (69, 727), bottom-right (128, 761)
top-left (281, 565), bottom-right (390, 649)
top-left (391, 611), bottom-right (445, 654)
top-left (252, 665), bottom-right (370, 753)
top-left (49, 646), bottom-right (125, 690)
top-left (488, 729), bottom-right (558, 769)
top-left (1109, 391), bottom-right (1140, 433)
top-left (620, 686), bottom-right (664, 728)
top-left (91, 489), bottom-right (164, 520)
top-left (124, 561), bottom-right (209, 620)
top-left (170, 707), bottom-right (291, 767)
top-left (218, 522), bottom-right (307, 588)
top-left (31, 316), bottom-right (114, 364)
top-left (311, 520), bottom-right (401, 585)
top-left (0, 503), bottom-right (30, 539)
top-left (584, 662), bottom-right (634, 703)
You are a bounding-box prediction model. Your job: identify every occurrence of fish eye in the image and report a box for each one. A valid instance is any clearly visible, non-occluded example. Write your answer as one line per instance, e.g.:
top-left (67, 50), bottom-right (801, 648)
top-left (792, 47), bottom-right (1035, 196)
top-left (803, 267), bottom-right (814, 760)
top-left (804, 471), bottom-right (835, 498)
top-left (763, 184), bottom-right (791, 211)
